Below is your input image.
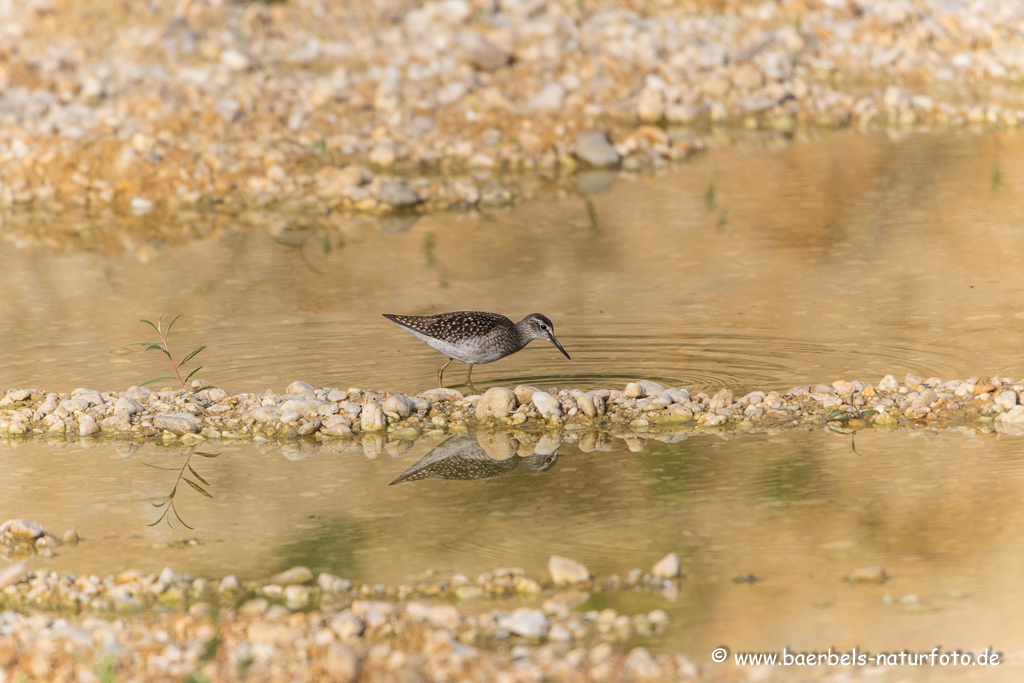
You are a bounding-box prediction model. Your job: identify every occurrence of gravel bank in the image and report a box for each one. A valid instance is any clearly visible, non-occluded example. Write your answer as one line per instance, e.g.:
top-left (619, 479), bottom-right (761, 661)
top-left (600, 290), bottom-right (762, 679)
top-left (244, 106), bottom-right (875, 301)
top-left (2, 374), bottom-right (1024, 450)
top-left (0, 553), bottom-right (697, 682)
top-left (1, 0), bottom-right (1023, 213)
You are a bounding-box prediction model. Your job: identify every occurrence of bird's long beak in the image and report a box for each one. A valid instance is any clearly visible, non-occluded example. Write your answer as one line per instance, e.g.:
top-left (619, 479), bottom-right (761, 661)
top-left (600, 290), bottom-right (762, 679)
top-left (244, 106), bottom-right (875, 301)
top-left (550, 335), bottom-right (571, 360)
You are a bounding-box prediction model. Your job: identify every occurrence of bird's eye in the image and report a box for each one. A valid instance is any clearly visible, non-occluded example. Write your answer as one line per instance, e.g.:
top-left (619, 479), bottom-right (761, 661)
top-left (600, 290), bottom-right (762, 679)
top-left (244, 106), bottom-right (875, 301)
top-left (540, 324), bottom-right (548, 330)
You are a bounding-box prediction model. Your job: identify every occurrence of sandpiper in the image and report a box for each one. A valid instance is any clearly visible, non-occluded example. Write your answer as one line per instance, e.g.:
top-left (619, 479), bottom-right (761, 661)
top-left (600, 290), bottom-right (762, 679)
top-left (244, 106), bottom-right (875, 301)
top-left (382, 311), bottom-right (571, 386)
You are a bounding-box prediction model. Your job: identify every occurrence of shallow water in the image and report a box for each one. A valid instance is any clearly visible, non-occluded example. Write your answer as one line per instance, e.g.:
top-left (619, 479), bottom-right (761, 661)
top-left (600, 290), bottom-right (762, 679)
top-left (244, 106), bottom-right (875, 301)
top-left (2, 131), bottom-right (1024, 395)
top-left (4, 129), bottom-right (1024, 675)
top-left (4, 427), bottom-right (1024, 671)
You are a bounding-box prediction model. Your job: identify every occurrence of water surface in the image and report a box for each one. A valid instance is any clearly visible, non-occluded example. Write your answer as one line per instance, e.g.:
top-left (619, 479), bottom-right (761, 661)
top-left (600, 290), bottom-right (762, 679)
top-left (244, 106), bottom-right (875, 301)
top-left (3, 427), bottom-right (1024, 670)
top-left (3, 129), bottom-right (1024, 676)
top-left (1, 131), bottom-right (1022, 395)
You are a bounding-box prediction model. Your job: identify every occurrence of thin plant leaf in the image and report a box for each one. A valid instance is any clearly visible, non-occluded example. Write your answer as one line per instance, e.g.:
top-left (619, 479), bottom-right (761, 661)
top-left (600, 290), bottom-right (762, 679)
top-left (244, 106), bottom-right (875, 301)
top-left (188, 464), bottom-right (209, 486)
top-left (147, 508), bottom-right (170, 527)
top-left (184, 366), bottom-right (204, 385)
top-left (184, 478), bottom-right (213, 498)
top-left (169, 485), bottom-right (177, 499)
top-left (152, 500), bottom-right (169, 508)
top-left (142, 461), bottom-right (180, 471)
top-left (142, 376), bottom-right (175, 386)
top-left (180, 346), bottom-right (206, 366)
top-left (172, 505), bottom-right (194, 530)
top-left (165, 314), bottom-right (184, 336)
top-left (126, 341), bottom-right (160, 348)
top-left (139, 319), bottom-right (159, 332)
top-left (195, 385), bottom-right (217, 392)
top-left (195, 451), bottom-right (220, 459)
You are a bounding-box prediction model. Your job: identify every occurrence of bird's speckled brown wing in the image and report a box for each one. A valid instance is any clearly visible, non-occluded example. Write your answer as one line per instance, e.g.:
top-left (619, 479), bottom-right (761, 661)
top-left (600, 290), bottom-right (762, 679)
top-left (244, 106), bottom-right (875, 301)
top-left (382, 311), bottom-right (512, 344)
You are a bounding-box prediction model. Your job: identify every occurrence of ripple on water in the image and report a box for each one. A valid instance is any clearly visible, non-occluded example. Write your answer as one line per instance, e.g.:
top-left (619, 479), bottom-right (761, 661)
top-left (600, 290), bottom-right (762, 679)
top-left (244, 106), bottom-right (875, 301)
top-left (0, 317), bottom-right (971, 397)
top-left (516, 327), bottom-right (971, 395)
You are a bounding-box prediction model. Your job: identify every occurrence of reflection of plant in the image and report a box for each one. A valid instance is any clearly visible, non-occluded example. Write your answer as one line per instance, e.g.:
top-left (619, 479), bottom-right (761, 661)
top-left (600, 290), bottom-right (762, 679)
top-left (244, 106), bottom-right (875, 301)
top-left (704, 182), bottom-right (730, 232)
top-left (704, 183), bottom-right (717, 210)
top-left (585, 198), bottom-right (600, 234)
top-left (145, 448), bottom-right (220, 530)
top-left (127, 314), bottom-right (210, 415)
top-left (269, 225), bottom-right (346, 274)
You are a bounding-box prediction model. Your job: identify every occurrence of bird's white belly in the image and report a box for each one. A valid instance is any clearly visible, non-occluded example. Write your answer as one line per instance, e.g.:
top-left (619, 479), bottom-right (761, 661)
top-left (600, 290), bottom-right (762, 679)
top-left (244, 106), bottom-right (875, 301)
top-left (408, 329), bottom-right (508, 364)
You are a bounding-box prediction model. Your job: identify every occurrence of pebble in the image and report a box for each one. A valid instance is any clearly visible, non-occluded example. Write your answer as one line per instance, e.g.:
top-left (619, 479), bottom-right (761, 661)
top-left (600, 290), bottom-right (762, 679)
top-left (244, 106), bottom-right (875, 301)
top-left (531, 391), bottom-right (563, 420)
top-left (321, 643), bottom-right (361, 682)
top-left (844, 566), bottom-right (889, 584)
top-left (321, 415), bottom-right (353, 436)
top-left (529, 82), bottom-right (567, 111)
top-left (376, 181), bottom-right (423, 208)
top-left (284, 585), bottom-right (311, 609)
top-left (624, 382), bottom-right (647, 399)
top-left (153, 413), bottom-right (199, 435)
top-left (319, 573), bottom-right (353, 594)
top-left (360, 401), bottom-right (386, 431)
top-left (0, 561), bottom-right (29, 588)
top-left (996, 405), bottom-right (1024, 424)
top-left (651, 553), bottom-right (681, 579)
top-left (78, 414), bottom-right (99, 436)
top-left (499, 608), bottom-right (551, 638)
top-left (329, 611), bottom-right (365, 639)
top-left (878, 375), bottom-right (899, 392)
top-left (462, 31), bottom-right (511, 71)
top-left (271, 566), bottom-right (315, 586)
top-left (994, 390), bottom-right (1017, 410)
top-left (382, 394), bottom-right (414, 419)
top-left (427, 604), bottom-right (463, 631)
top-left (574, 132), bottom-right (621, 167)
top-left (286, 381), bottom-right (316, 395)
top-left (637, 380), bottom-right (667, 397)
top-left (475, 387), bottom-right (518, 419)
top-left (708, 388), bottom-right (736, 411)
top-left (0, 389), bottom-right (31, 405)
top-left (0, 518), bottom-right (44, 540)
top-left (576, 393), bottom-right (598, 418)
top-left (549, 556), bottom-right (590, 586)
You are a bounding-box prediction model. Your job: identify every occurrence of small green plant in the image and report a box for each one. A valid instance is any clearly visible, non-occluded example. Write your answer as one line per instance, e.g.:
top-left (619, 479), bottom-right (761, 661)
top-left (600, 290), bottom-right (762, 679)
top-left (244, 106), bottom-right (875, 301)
top-left (704, 183), bottom-right (717, 211)
top-left (146, 447), bottom-right (220, 530)
top-left (95, 652), bottom-right (117, 683)
top-left (128, 314), bottom-right (211, 413)
top-left (311, 138), bottom-right (328, 161)
top-left (716, 210), bottom-right (730, 232)
top-left (424, 232), bottom-right (437, 268)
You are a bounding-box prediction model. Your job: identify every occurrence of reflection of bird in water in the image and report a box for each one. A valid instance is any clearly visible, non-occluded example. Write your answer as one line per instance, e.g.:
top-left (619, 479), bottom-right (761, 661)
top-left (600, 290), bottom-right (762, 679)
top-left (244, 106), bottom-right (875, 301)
top-left (389, 434), bottom-right (559, 485)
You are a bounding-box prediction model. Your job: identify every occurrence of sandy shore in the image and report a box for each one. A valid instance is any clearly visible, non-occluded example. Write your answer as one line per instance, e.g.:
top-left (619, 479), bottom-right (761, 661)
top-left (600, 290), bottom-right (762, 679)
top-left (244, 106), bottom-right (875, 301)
top-left (1, 0), bottom-right (1022, 215)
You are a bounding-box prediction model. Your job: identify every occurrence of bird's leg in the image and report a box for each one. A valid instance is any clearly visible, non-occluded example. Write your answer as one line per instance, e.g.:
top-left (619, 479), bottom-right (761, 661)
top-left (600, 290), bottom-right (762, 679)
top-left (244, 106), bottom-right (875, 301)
top-left (437, 357), bottom-right (455, 386)
top-left (465, 364), bottom-right (477, 394)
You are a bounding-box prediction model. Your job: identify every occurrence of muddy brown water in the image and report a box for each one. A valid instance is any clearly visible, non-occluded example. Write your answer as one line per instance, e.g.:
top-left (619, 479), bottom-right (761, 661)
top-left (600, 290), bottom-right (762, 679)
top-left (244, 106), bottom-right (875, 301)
top-left (3, 130), bottom-right (1024, 678)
